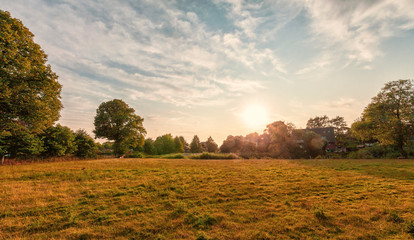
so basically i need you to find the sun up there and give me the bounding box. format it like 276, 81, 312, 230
241, 104, 269, 130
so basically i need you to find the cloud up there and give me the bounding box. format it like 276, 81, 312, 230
1, 0, 294, 109
301, 0, 414, 69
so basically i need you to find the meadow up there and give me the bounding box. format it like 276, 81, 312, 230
1, 158, 414, 239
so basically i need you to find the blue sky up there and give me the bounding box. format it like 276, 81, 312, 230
2, 0, 414, 144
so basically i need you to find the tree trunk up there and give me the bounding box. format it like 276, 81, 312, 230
1, 155, 4, 165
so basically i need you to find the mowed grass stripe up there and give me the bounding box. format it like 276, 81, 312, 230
1, 159, 413, 239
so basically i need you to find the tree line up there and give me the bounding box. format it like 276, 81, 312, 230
1, 10, 413, 162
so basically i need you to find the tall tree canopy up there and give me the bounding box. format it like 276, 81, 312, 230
0, 10, 62, 134
94, 99, 146, 156
352, 80, 414, 156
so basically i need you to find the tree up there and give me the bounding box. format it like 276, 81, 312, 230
265, 121, 295, 158
306, 115, 330, 129
2, 124, 43, 159
143, 138, 157, 155
352, 80, 414, 157
93, 99, 146, 156
174, 136, 184, 153
42, 124, 76, 157
154, 134, 176, 154
306, 115, 349, 144
205, 136, 218, 153
74, 130, 97, 158
190, 135, 202, 153
219, 135, 244, 153
0, 131, 11, 164
0, 11, 62, 134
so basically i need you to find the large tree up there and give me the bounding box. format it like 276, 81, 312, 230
0, 10, 62, 134
93, 99, 146, 156
352, 80, 414, 157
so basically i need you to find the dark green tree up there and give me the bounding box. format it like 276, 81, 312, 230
2, 124, 43, 159
174, 136, 184, 153
154, 134, 176, 154
42, 124, 76, 157
74, 130, 97, 158
190, 135, 203, 153
93, 99, 146, 156
0, 10, 62, 134
143, 138, 157, 155
352, 80, 414, 157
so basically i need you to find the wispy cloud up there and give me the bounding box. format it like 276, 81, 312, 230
300, 0, 414, 71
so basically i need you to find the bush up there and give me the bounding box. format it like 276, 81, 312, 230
126, 151, 143, 158
74, 130, 98, 158
347, 145, 405, 159
190, 152, 239, 160
348, 148, 374, 159
145, 153, 185, 159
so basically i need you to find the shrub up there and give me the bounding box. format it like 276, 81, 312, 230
160, 153, 185, 159
126, 151, 143, 158
74, 130, 98, 158
189, 152, 238, 160
348, 148, 374, 159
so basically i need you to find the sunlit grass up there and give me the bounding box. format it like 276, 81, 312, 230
1, 158, 414, 239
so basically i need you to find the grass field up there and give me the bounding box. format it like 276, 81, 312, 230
1, 158, 414, 239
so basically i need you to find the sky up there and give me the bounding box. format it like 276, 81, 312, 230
2, 0, 414, 144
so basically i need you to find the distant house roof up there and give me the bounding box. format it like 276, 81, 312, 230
307, 127, 335, 143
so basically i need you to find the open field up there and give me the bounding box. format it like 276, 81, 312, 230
1, 159, 414, 239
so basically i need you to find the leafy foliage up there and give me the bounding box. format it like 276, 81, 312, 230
41, 124, 76, 157
0, 10, 62, 134
2, 124, 43, 158
190, 135, 203, 153
154, 134, 176, 155
143, 138, 157, 155
174, 136, 184, 153
205, 136, 218, 153
93, 99, 146, 156
351, 80, 414, 156
74, 130, 97, 158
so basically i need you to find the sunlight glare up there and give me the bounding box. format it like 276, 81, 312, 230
241, 104, 269, 130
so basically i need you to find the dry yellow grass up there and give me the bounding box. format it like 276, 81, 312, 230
1, 158, 414, 239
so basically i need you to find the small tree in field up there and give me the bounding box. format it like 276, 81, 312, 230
94, 99, 146, 157
205, 136, 218, 153
190, 135, 203, 153
174, 136, 184, 153
154, 134, 176, 154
